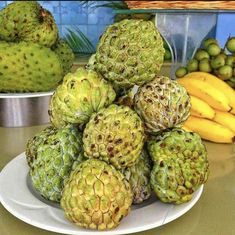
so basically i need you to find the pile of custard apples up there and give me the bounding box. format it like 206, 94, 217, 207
26, 18, 209, 231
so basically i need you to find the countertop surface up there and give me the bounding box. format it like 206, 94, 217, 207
0, 125, 235, 235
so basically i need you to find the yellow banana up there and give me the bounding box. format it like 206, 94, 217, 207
184, 72, 235, 112
190, 95, 215, 119
178, 77, 231, 112
184, 116, 234, 143
213, 110, 235, 133
182, 125, 192, 132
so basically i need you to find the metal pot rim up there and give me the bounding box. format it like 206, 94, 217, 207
0, 91, 54, 99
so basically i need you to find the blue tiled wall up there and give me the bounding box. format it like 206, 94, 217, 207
216, 14, 235, 47
0, 1, 115, 47
0, 1, 235, 49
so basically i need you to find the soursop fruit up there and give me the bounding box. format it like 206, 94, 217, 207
94, 19, 165, 89
83, 104, 145, 169
0, 1, 58, 47
0, 41, 63, 92
148, 128, 209, 204
121, 150, 152, 204
49, 68, 116, 128
61, 159, 133, 230
28, 125, 84, 202
134, 76, 191, 134
52, 39, 74, 75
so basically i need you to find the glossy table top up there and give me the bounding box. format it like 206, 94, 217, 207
0, 125, 235, 235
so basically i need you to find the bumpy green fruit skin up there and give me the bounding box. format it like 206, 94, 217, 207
134, 76, 191, 134
52, 39, 75, 75
148, 128, 209, 204
26, 126, 55, 168
94, 19, 164, 89
83, 104, 145, 169
61, 159, 133, 230
49, 68, 116, 128
0, 1, 58, 47
121, 150, 152, 204
27, 126, 84, 202
0, 41, 63, 92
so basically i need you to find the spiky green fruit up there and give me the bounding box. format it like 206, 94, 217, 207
121, 150, 152, 204
148, 128, 209, 204
83, 104, 145, 169
0, 1, 58, 47
0, 41, 63, 92
94, 19, 164, 89
52, 39, 75, 75
61, 159, 133, 230
27, 126, 84, 202
134, 76, 191, 134
49, 68, 116, 128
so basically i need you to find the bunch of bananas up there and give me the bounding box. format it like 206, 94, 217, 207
178, 72, 235, 143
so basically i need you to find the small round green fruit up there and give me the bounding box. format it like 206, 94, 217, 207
225, 55, 235, 67
226, 37, 235, 53
199, 60, 212, 73
164, 49, 172, 60
218, 65, 233, 80
206, 43, 221, 57
194, 49, 210, 61
175, 67, 188, 78
210, 55, 225, 69
203, 38, 218, 49
200, 58, 210, 63
187, 59, 199, 72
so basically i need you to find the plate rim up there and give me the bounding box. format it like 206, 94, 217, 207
0, 152, 204, 235
0, 91, 54, 98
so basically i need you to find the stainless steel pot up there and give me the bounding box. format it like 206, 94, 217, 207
0, 92, 53, 127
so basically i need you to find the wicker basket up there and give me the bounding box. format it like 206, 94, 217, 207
125, 1, 235, 10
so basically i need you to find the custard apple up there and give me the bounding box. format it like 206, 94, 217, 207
121, 150, 152, 204
0, 41, 63, 92
134, 76, 191, 134
26, 126, 55, 168
0, 1, 58, 47
83, 104, 145, 169
28, 125, 84, 202
49, 68, 116, 128
52, 39, 74, 75
61, 159, 133, 230
94, 19, 164, 89
86, 54, 129, 96
148, 128, 209, 204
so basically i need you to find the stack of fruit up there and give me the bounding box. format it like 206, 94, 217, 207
26, 19, 209, 231
175, 37, 235, 89
0, 1, 74, 92
177, 71, 235, 143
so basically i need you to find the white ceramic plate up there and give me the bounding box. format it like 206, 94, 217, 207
0, 153, 203, 235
